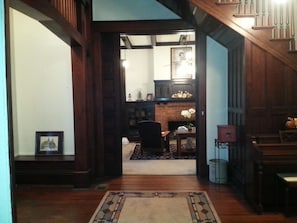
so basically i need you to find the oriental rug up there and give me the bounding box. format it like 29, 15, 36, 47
88, 191, 221, 223
130, 143, 196, 160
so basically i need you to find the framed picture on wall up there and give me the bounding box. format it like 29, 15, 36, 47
146, 93, 153, 101
35, 131, 64, 156
171, 47, 193, 79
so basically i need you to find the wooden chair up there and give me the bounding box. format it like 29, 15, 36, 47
138, 120, 170, 154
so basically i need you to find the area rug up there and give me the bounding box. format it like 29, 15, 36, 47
89, 191, 221, 223
130, 144, 196, 160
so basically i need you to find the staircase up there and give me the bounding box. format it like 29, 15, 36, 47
218, 0, 296, 52
157, 0, 297, 71
190, 0, 297, 71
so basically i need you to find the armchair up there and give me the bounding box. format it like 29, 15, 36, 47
138, 120, 170, 154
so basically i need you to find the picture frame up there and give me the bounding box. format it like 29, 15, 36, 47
35, 131, 64, 156
146, 93, 153, 101
171, 47, 193, 79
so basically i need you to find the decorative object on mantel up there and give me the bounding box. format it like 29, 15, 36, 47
171, 90, 192, 99
127, 93, 132, 101
285, 117, 297, 128
136, 90, 143, 101
146, 93, 153, 101
181, 108, 196, 131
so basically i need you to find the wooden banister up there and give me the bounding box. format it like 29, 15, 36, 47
216, 0, 297, 51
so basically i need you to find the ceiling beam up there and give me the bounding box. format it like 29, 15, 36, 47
151, 35, 157, 46
120, 36, 132, 49
93, 20, 194, 33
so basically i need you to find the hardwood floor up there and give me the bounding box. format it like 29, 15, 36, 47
15, 176, 296, 223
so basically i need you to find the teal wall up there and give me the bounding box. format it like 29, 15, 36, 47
206, 36, 228, 162
0, 1, 13, 222
92, 0, 180, 21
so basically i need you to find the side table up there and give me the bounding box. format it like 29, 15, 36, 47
175, 129, 196, 156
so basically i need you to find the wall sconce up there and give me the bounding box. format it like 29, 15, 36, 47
122, 59, 129, 68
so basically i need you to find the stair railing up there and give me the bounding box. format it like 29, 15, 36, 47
217, 0, 296, 51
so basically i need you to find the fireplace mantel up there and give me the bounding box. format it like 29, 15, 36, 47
154, 79, 195, 101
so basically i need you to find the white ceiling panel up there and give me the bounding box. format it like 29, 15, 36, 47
129, 35, 151, 46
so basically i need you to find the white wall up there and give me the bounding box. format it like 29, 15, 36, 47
10, 9, 75, 155
122, 45, 195, 100
206, 37, 228, 162
122, 49, 154, 101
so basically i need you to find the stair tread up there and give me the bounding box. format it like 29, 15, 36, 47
233, 13, 257, 18
270, 38, 294, 41
216, 2, 240, 5
252, 26, 275, 30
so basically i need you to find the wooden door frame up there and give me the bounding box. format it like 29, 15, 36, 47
118, 30, 208, 178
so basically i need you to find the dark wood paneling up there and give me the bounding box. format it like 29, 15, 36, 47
227, 36, 245, 191
100, 33, 122, 176
15, 155, 75, 184
10, 0, 83, 45
245, 39, 297, 134
92, 20, 194, 34
71, 46, 92, 187
196, 31, 207, 177
244, 39, 297, 212
91, 32, 105, 177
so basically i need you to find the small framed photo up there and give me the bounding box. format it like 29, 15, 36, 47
171, 47, 193, 79
35, 131, 64, 156
146, 93, 153, 101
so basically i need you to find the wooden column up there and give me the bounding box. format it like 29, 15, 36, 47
71, 46, 92, 187
196, 30, 207, 177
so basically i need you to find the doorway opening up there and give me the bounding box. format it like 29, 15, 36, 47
120, 32, 197, 175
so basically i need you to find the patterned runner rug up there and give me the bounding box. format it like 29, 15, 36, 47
130, 144, 196, 160
89, 191, 221, 223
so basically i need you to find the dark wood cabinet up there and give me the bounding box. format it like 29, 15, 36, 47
124, 101, 155, 141
14, 155, 75, 185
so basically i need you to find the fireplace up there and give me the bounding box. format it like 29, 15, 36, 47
155, 102, 195, 131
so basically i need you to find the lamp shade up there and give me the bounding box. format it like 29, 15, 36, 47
217, 125, 237, 143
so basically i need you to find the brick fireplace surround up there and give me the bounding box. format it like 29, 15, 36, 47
155, 102, 196, 131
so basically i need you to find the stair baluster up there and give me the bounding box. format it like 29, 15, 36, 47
290, 0, 296, 51
217, 0, 297, 51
